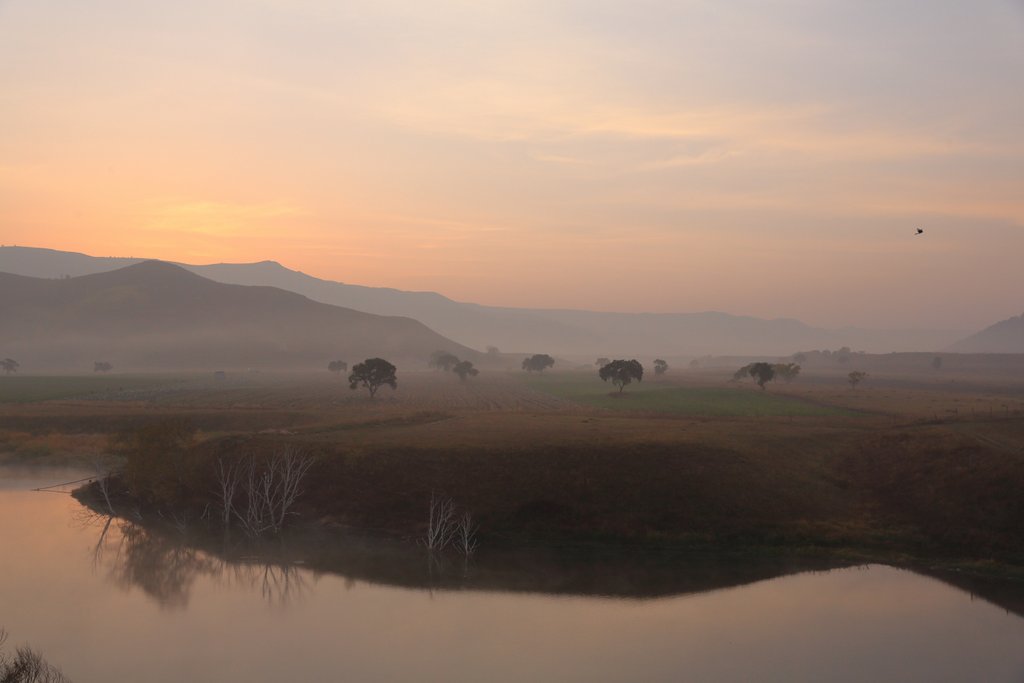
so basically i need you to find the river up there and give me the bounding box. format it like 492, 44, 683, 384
2, 468, 1023, 682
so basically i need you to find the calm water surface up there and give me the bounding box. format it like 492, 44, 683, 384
2, 468, 1024, 682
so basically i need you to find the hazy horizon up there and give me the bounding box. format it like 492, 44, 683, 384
2, 1, 1022, 330
0, 244, 980, 334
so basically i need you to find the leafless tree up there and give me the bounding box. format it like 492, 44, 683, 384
90, 459, 116, 516
215, 456, 242, 527
422, 492, 457, 552
234, 449, 314, 538
0, 629, 70, 683
454, 510, 479, 557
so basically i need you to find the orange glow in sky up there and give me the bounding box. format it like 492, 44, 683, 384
2, 1, 1022, 328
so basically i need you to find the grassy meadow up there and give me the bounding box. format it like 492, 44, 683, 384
523, 372, 855, 417
0, 373, 188, 403
4, 364, 1024, 571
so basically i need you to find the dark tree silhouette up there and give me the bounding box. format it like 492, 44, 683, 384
452, 360, 479, 381
848, 370, 867, 389
653, 359, 668, 375
429, 350, 460, 372
773, 363, 800, 383
327, 360, 348, 375
94, 361, 113, 373
1, 358, 19, 375
732, 364, 753, 382
0, 628, 69, 682
349, 358, 397, 397
522, 354, 555, 373
748, 362, 775, 389
599, 359, 644, 393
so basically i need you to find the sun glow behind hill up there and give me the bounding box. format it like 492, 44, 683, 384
1, 1, 1022, 330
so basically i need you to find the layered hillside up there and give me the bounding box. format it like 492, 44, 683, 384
0, 261, 475, 371
0, 246, 964, 356
949, 313, 1024, 353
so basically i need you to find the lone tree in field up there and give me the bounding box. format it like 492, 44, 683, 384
348, 358, 397, 398
848, 370, 867, 389
452, 360, 479, 381
748, 362, 775, 389
0, 358, 18, 375
327, 360, 347, 375
931, 356, 943, 370
599, 359, 644, 394
94, 361, 113, 373
522, 354, 555, 373
429, 350, 460, 372
595, 357, 610, 367
653, 359, 669, 375
773, 362, 800, 383
732, 364, 752, 382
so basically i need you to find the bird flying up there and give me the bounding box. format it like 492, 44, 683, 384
915, 228, 924, 235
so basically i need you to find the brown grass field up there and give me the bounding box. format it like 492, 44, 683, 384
6, 366, 1024, 571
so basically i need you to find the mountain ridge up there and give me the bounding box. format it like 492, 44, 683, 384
948, 313, 1024, 353
0, 246, 966, 356
0, 260, 477, 371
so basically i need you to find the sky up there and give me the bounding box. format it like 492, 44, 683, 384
1, 0, 1022, 330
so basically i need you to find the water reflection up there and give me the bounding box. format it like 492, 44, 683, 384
4, 471, 1024, 683
71, 496, 1024, 620
78, 512, 313, 609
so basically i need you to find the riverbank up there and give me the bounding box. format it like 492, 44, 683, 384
72, 407, 1024, 579
5, 370, 1021, 577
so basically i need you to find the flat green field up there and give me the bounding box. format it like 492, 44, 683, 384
524, 374, 853, 416
0, 375, 183, 403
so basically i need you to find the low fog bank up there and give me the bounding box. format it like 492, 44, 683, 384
0, 330, 459, 374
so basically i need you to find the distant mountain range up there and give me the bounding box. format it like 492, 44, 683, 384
948, 313, 1024, 353
0, 246, 968, 357
0, 260, 476, 371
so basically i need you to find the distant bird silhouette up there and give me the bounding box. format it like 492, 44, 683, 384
915, 228, 924, 235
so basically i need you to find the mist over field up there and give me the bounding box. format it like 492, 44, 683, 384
3, 1, 1024, 681
0, 246, 990, 368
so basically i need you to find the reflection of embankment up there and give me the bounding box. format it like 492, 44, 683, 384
76, 492, 1024, 616
916, 567, 1024, 619
87, 512, 1024, 620
82, 510, 311, 609
80, 503, 850, 606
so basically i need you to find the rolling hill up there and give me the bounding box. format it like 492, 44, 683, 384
0, 261, 477, 371
0, 246, 964, 357
949, 313, 1024, 353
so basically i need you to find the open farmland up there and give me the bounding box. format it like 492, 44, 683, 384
523, 372, 855, 417
103, 370, 579, 413
8, 365, 1024, 568
0, 373, 187, 403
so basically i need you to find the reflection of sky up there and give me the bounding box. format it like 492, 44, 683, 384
1, 1, 1022, 329
2, 482, 1024, 682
